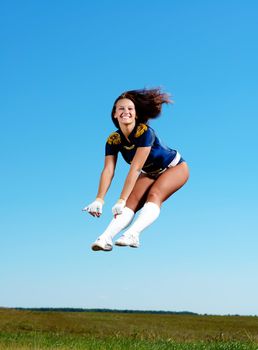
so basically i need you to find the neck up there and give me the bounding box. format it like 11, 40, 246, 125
119, 122, 136, 139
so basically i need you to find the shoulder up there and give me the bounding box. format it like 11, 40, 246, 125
106, 130, 121, 145
134, 124, 155, 147
134, 123, 150, 138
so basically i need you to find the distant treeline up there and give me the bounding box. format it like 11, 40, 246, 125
14, 307, 198, 315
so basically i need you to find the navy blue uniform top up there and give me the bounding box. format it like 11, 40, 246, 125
105, 123, 178, 175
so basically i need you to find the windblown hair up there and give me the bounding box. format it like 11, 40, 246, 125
111, 88, 172, 128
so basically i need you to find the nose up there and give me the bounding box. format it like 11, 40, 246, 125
123, 108, 129, 114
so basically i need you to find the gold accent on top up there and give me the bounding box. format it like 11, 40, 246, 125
107, 132, 121, 145
123, 144, 135, 150
135, 123, 148, 138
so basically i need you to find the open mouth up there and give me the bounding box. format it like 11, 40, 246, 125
120, 114, 132, 120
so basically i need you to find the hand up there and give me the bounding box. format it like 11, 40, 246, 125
83, 198, 104, 217
112, 199, 126, 217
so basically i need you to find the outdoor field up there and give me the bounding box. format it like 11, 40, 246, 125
0, 308, 258, 349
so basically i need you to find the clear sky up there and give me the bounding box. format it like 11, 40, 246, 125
1, 0, 258, 316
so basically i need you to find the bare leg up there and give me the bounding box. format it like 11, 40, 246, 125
126, 173, 155, 212
115, 162, 189, 248
146, 162, 189, 206
91, 173, 154, 251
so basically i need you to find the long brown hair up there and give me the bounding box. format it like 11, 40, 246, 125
111, 88, 172, 128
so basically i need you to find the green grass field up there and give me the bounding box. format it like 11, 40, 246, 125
0, 308, 258, 349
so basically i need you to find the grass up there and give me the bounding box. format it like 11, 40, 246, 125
0, 308, 258, 349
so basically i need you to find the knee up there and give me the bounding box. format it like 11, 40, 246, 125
147, 190, 162, 205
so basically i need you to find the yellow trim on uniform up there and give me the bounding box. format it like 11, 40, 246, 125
107, 132, 121, 145
134, 123, 148, 138
123, 145, 135, 150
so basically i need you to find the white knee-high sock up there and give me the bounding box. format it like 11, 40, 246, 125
99, 207, 135, 240
123, 202, 160, 238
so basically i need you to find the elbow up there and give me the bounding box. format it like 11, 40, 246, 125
130, 165, 142, 176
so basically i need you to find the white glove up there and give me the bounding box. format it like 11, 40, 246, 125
83, 198, 104, 217
112, 199, 126, 217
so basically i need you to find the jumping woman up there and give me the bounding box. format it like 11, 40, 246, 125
83, 88, 189, 251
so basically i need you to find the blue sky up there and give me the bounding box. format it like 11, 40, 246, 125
1, 0, 258, 316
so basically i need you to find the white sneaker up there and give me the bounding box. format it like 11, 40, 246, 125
115, 234, 139, 248
91, 237, 113, 252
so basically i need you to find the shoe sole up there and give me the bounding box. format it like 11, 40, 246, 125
115, 242, 139, 248
91, 244, 113, 252
114, 241, 127, 247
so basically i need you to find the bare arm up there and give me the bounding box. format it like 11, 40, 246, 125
119, 147, 151, 201
96, 155, 117, 201
83, 155, 117, 217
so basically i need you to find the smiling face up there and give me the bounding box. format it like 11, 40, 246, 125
114, 98, 137, 127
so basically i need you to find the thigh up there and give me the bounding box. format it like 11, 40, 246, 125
126, 173, 155, 212
147, 162, 189, 205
